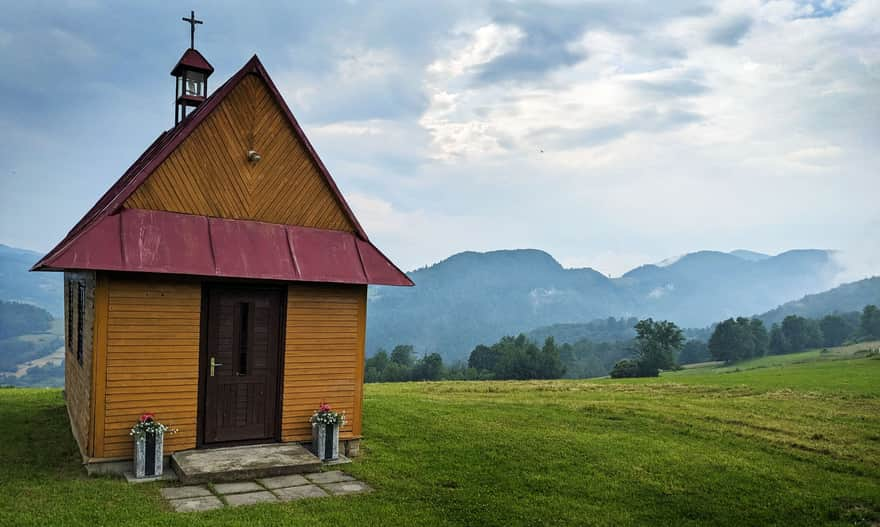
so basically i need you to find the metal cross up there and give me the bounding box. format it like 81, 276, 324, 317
182, 10, 203, 49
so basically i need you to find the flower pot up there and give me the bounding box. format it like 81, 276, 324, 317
134, 430, 164, 478
311, 422, 339, 461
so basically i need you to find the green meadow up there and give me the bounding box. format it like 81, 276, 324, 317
1, 343, 878, 526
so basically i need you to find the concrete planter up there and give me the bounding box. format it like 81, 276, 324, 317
311, 422, 339, 461
134, 430, 164, 478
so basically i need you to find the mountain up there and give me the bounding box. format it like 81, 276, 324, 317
757, 276, 880, 325
527, 317, 640, 345
729, 249, 771, 262
0, 245, 62, 316
616, 249, 838, 328
367, 248, 842, 361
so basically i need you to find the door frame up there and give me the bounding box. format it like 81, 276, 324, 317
196, 281, 287, 449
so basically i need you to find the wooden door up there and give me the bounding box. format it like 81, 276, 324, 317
201, 286, 283, 445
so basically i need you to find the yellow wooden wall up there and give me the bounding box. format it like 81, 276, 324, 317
281, 283, 366, 442
124, 73, 355, 233
97, 275, 201, 458
91, 275, 366, 459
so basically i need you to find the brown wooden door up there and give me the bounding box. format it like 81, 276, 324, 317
201, 286, 283, 445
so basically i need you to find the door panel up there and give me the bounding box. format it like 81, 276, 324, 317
202, 286, 282, 444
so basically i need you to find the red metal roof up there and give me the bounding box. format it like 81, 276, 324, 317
35, 208, 411, 286
32, 55, 412, 288
170, 48, 214, 76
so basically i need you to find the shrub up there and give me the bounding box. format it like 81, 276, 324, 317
610, 359, 640, 378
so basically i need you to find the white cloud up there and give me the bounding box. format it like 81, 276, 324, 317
427, 23, 523, 77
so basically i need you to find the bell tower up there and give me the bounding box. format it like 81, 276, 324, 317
172, 11, 214, 125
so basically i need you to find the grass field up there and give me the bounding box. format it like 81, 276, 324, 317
0, 344, 878, 526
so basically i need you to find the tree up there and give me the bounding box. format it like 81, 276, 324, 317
468, 344, 500, 371
860, 304, 880, 340
820, 315, 854, 346
781, 315, 823, 353
769, 323, 788, 355
390, 345, 415, 367
750, 318, 769, 357
610, 358, 640, 378
709, 318, 754, 363
537, 337, 566, 379
633, 318, 684, 376
364, 349, 390, 382
411, 353, 444, 381
679, 339, 710, 364
707, 318, 768, 362
366, 349, 389, 371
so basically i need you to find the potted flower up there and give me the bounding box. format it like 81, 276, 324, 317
310, 403, 346, 461
130, 413, 177, 478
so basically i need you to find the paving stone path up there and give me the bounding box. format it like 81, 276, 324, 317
160, 471, 371, 512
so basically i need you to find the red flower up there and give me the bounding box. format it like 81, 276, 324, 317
140, 412, 155, 423
319, 403, 331, 412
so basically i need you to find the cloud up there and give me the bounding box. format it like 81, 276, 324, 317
428, 23, 524, 77
648, 283, 675, 299
532, 108, 702, 149
630, 76, 708, 97
707, 14, 753, 46
277, 46, 428, 124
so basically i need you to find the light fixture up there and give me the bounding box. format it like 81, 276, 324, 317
247, 150, 261, 163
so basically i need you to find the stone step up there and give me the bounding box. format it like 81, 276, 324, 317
171, 443, 322, 484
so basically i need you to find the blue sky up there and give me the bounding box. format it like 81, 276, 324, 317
1, 0, 877, 278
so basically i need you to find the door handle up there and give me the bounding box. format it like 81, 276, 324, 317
210, 357, 224, 377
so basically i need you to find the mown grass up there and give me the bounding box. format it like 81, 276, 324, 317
0, 344, 878, 526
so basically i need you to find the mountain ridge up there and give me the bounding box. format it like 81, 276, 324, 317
366, 247, 845, 361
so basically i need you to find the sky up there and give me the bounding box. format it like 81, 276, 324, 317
0, 0, 878, 278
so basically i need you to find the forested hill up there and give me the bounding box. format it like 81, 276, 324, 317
0, 245, 62, 316
366, 248, 842, 361
757, 276, 880, 325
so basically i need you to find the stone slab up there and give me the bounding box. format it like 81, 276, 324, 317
323, 481, 372, 496
124, 470, 177, 484
213, 481, 263, 495
171, 443, 321, 484
257, 474, 310, 489
161, 485, 213, 500
224, 490, 278, 507
168, 495, 224, 513
273, 484, 329, 501
322, 455, 352, 466
305, 471, 355, 484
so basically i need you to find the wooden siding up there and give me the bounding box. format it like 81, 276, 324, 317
98, 276, 201, 458
281, 284, 366, 442
124, 73, 355, 232
64, 271, 95, 458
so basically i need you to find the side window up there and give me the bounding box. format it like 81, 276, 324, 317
66, 281, 74, 352
76, 282, 85, 366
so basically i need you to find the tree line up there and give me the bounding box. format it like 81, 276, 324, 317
364, 304, 880, 383
365, 337, 567, 383
707, 304, 880, 363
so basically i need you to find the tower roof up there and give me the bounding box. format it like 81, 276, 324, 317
170, 48, 214, 76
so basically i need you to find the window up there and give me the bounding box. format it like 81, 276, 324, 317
184, 71, 205, 96
66, 281, 73, 352
76, 283, 85, 366
235, 302, 251, 376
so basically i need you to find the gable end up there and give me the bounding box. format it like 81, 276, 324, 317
125, 72, 355, 232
